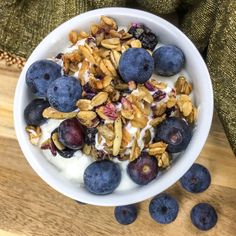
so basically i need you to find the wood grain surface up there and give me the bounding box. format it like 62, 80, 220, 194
0, 61, 235, 236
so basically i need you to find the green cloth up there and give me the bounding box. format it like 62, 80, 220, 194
0, 0, 235, 155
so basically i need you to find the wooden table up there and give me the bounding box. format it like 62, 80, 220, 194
0, 62, 235, 236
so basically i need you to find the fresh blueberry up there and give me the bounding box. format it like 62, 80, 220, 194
191, 203, 217, 231
180, 163, 211, 193
127, 153, 158, 185
26, 59, 61, 97
83, 160, 121, 195
153, 45, 185, 76
47, 75, 82, 112
128, 23, 158, 50
149, 193, 179, 224
50, 128, 76, 158
114, 205, 138, 225
119, 48, 154, 84
24, 98, 50, 126
58, 118, 85, 150
84, 127, 98, 145
154, 117, 192, 153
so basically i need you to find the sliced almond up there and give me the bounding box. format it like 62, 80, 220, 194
153, 103, 167, 117
175, 76, 193, 95
150, 114, 166, 127
143, 129, 151, 147
121, 109, 134, 120
103, 59, 117, 76
25, 126, 42, 145
101, 16, 117, 29
43, 107, 77, 119
91, 92, 108, 107
101, 38, 120, 49
90, 24, 100, 35
96, 106, 110, 120
113, 117, 122, 156
121, 128, 132, 147
79, 45, 96, 64
129, 139, 140, 161
110, 50, 121, 69
77, 111, 97, 121
51, 132, 65, 151
76, 99, 93, 111
148, 141, 168, 156
167, 96, 176, 108
130, 39, 142, 48
182, 101, 193, 116
83, 144, 92, 155
99, 59, 113, 76
68, 30, 78, 44
97, 125, 115, 140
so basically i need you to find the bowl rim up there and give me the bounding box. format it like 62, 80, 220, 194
14, 7, 213, 206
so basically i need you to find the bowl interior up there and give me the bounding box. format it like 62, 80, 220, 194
14, 8, 213, 206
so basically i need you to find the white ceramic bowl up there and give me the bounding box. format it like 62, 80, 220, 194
14, 7, 213, 206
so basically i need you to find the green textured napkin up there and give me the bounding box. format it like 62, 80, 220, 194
0, 0, 235, 155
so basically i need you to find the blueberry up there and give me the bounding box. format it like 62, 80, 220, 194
154, 117, 192, 153
83, 160, 121, 195
128, 24, 158, 50
84, 128, 98, 145
191, 203, 217, 231
114, 205, 138, 225
26, 60, 61, 97
119, 48, 154, 84
58, 118, 85, 150
149, 193, 179, 224
153, 45, 185, 76
127, 153, 158, 185
180, 163, 211, 193
47, 75, 82, 112
50, 128, 76, 158
24, 99, 50, 126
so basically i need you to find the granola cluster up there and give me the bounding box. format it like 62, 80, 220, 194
26, 16, 197, 169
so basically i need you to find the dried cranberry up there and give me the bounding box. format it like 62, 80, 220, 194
144, 81, 155, 91
153, 90, 166, 102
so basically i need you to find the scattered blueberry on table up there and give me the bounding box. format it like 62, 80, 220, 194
190, 203, 217, 231
149, 193, 179, 224
114, 205, 138, 225
180, 163, 211, 193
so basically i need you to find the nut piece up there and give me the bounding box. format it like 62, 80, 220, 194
43, 107, 77, 119
177, 95, 193, 117
69, 30, 78, 44
51, 132, 65, 150
77, 111, 97, 121
91, 92, 108, 107
110, 50, 121, 69
83, 144, 92, 155
129, 139, 141, 161
157, 151, 170, 168
167, 96, 176, 108
101, 38, 120, 49
76, 99, 93, 111
186, 106, 198, 124
97, 125, 115, 141
25, 126, 42, 145
175, 76, 193, 95
113, 117, 122, 156
153, 103, 167, 117
121, 128, 132, 147
150, 114, 166, 127
101, 16, 117, 29
130, 39, 142, 48
148, 141, 168, 156
79, 45, 96, 64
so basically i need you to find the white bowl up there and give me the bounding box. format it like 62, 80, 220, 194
14, 7, 213, 206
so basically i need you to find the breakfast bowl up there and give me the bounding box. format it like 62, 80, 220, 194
14, 7, 213, 206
